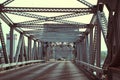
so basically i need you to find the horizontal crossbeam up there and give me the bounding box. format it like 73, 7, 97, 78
8, 12, 89, 25
7, 12, 92, 20
31, 34, 83, 37
24, 30, 85, 34
0, 7, 95, 12
14, 23, 92, 29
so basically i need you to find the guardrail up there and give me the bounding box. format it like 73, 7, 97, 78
0, 60, 45, 69
76, 60, 103, 73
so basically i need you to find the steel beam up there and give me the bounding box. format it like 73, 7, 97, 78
108, 0, 120, 67
14, 34, 23, 62
7, 12, 92, 21
38, 42, 41, 59
79, 42, 82, 61
18, 19, 86, 25
104, 0, 117, 11
96, 25, 101, 77
89, 28, 93, 65
83, 39, 87, 62
76, 42, 80, 60
28, 37, 32, 60
1, 7, 94, 12
31, 41, 35, 60
97, 11, 108, 46
96, 26, 101, 68
0, 13, 13, 26
24, 30, 85, 34
9, 27, 14, 63
0, 13, 33, 39
91, 26, 97, 65
0, 21, 9, 63
9, 12, 87, 25
19, 38, 24, 62
41, 42, 44, 60
15, 23, 90, 28
1, 0, 14, 6
34, 41, 38, 60
23, 39, 27, 61
77, 0, 94, 8
85, 36, 89, 63
80, 41, 84, 61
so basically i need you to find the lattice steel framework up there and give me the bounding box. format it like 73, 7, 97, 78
0, 0, 120, 80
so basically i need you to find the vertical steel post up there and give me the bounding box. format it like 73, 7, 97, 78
28, 37, 32, 60
38, 41, 40, 59
23, 40, 27, 61
76, 42, 80, 60
10, 27, 14, 63
32, 41, 35, 60
41, 42, 44, 60
14, 33, 23, 62
80, 42, 83, 61
96, 25, 101, 67
0, 21, 9, 63
79, 42, 82, 61
78, 42, 81, 61
32, 40, 35, 60
86, 35, 89, 63
34, 40, 38, 60
83, 39, 87, 62
90, 28, 93, 64
19, 39, 24, 62
91, 26, 97, 65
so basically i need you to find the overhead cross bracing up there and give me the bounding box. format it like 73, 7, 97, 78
0, 0, 96, 42
1, 0, 120, 80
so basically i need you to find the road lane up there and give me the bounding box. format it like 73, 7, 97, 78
0, 62, 59, 80
0, 61, 89, 80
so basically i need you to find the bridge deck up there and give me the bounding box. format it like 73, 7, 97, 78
0, 61, 89, 80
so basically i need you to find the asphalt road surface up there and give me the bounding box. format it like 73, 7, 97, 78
0, 61, 89, 80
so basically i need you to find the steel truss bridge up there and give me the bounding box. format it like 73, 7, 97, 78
0, 0, 120, 80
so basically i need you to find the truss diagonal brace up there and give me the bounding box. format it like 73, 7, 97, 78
6, 12, 46, 19
15, 34, 24, 62
77, 0, 94, 8
1, 0, 14, 6
97, 11, 108, 46
7, 11, 92, 20
18, 19, 85, 25
7, 12, 91, 24
11, 12, 87, 25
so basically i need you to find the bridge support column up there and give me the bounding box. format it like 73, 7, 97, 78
10, 27, 14, 63
38, 41, 41, 59
76, 42, 80, 60
0, 21, 9, 63
85, 35, 89, 63
96, 25, 101, 68
89, 28, 93, 65
19, 38, 24, 62
23, 39, 27, 61
32, 40, 37, 60
82, 39, 87, 62
15, 33, 24, 62
41, 42, 44, 60
28, 37, 32, 60
96, 24, 101, 77
79, 42, 82, 61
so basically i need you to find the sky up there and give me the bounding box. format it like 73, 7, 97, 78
0, 0, 107, 51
